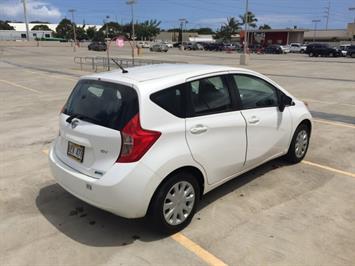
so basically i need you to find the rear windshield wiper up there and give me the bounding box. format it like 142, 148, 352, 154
66, 113, 102, 125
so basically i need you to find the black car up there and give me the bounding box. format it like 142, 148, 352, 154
346, 45, 355, 58
264, 44, 283, 54
305, 43, 340, 57
88, 42, 107, 51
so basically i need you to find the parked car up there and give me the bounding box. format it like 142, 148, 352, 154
223, 43, 236, 51
346, 45, 355, 58
137, 41, 150, 48
264, 44, 283, 54
280, 45, 290, 54
49, 64, 312, 233
88, 42, 107, 51
305, 43, 341, 57
205, 43, 224, 51
191, 43, 204, 50
289, 43, 307, 53
150, 43, 169, 52
339, 44, 351, 56
163, 41, 174, 48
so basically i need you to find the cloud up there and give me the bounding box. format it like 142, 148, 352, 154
195, 18, 227, 26
0, 0, 61, 21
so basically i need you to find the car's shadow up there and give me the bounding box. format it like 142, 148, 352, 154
36, 158, 289, 247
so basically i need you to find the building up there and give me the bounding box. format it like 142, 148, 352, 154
0, 22, 102, 41
241, 29, 306, 46
155, 31, 198, 42
304, 23, 355, 42
0, 30, 52, 41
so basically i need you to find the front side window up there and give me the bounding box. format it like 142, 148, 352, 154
188, 76, 232, 116
233, 75, 278, 109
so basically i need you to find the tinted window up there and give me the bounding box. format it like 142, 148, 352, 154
233, 75, 278, 109
150, 84, 185, 118
189, 76, 232, 116
63, 80, 138, 131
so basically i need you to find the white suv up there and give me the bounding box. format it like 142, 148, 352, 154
49, 64, 312, 233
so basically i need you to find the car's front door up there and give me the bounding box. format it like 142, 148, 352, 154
185, 75, 247, 185
231, 74, 292, 168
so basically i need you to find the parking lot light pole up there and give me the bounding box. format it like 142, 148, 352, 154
127, 0, 136, 65
22, 0, 30, 41
69, 9, 77, 52
312, 19, 321, 42
240, 0, 249, 65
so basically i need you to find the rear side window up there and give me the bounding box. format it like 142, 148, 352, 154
150, 84, 185, 118
188, 76, 232, 116
63, 80, 138, 130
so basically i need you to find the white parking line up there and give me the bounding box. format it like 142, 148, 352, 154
0, 79, 40, 93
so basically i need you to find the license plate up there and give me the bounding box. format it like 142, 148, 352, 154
67, 141, 85, 163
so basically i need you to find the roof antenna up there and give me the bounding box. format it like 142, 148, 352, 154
111, 58, 128, 73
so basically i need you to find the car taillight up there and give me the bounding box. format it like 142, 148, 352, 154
117, 114, 161, 163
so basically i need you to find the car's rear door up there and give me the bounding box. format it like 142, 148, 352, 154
230, 74, 292, 168
184, 75, 247, 185
54, 79, 138, 179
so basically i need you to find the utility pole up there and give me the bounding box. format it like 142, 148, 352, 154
22, 0, 30, 41
104, 15, 110, 38
349, 7, 355, 44
240, 0, 249, 65
179, 18, 187, 49
312, 19, 321, 42
324, 1, 330, 30
350, 7, 355, 23
126, 0, 136, 64
68, 9, 77, 52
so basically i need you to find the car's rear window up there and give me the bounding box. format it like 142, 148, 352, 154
63, 80, 138, 131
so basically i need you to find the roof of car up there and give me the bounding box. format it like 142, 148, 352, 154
82, 63, 254, 84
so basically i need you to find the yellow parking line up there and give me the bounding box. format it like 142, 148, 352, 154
313, 119, 355, 129
302, 160, 355, 178
0, 79, 40, 93
171, 233, 227, 266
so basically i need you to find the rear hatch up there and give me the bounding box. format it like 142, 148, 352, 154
55, 79, 138, 179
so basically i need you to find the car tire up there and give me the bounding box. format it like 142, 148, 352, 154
329, 52, 334, 57
309, 52, 314, 57
285, 123, 310, 164
148, 171, 200, 234
351, 53, 355, 58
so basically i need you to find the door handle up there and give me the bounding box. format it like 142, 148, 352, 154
190, 125, 208, 134
248, 116, 260, 124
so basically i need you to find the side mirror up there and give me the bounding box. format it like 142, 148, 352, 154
279, 94, 293, 112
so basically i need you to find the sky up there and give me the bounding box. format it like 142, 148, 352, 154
1, 0, 355, 30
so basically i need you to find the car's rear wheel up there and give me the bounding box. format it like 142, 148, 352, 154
285, 123, 310, 163
149, 171, 200, 234
309, 52, 314, 57
329, 52, 334, 57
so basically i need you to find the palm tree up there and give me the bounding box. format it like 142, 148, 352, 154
224, 17, 241, 35
239, 11, 258, 28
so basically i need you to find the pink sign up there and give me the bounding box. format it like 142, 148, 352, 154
115, 38, 125, 48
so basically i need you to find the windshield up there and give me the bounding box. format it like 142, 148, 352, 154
63, 80, 138, 131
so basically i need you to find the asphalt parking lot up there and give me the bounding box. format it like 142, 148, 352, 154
0, 43, 354, 266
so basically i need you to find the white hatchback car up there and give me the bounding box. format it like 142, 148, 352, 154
49, 64, 312, 233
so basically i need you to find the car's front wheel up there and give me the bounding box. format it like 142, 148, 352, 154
285, 123, 310, 163
149, 171, 200, 234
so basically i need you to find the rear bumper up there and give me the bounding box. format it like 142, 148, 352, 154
48, 142, 157, 218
